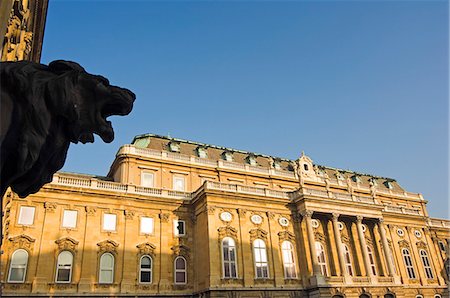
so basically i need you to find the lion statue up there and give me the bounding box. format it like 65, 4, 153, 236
0, 60, 135, 199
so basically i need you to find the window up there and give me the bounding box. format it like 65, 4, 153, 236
397, 228, 404, 237
173, 176, 185, 191
281, 241, 297, 279
197, 147, 207, 158
315, 242, 328, 276
99, 253, 114, 284
169, 142, 180, 152
311, 219, 320, 228
222, 151, 233, 162
253, 239, 268, 278
173, 220, 185, 236
18, 206, 35, 225
222, 237, 237, 278
62, 210, 77, 228
247, 155, 257, 166
438, 241, 446, 252
174, 256, 187, 284
141, 172, 154, 187
8, 249, 28, 283
139, 255, 152, 283
419, 249, 434, 279
342, 244, 353, 276
140, 217, 154, 234
55, 251, 73, 283
402, 248, 416, 279
103, 213, 116, 231
367, 246, 377, 275
274, 161, 281, 170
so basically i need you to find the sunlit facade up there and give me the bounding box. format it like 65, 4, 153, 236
1, 134, 449, 297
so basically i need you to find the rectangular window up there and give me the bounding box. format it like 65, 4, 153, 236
62, 210, 77, 228
174, 220, 186, 236
140, 217, 154, 234
173, 176, 185, 191
103, 213, 117, 231
141, 172, 154, 187
18, 206, 35, 225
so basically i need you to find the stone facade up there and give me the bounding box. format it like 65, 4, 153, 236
1, 134, 449, 297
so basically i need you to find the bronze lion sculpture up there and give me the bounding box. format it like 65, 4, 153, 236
0, 60, 135, 198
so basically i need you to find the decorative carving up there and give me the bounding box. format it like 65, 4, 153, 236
218, 226, 238, 239
44, 202, 57, 213
365, 236, 373, 247
278, 230, 295, 243
332, 213, 340, 221
314, 232, 326, 243
190, 212, 197, 224
159, 213, 169, 223
2, 0, 33, 62
341, 235, 350, 245
416, 241, 428, 250
97, 239, 119, 254
171, 244, 190, 257
356, 215, 363, 223
55, 237, 79, 252
124, 210, 135, 220
8, 234, 35, 250
136, 242, 156, 256
249, 228, 268, 241
266, 212, 275, 220
237, 208, 247, 216
85, 206, 97, 216
300, 210, 313, 218
0, 60, 135, 199
398, 240, 410, 249
206, 206, 216, 215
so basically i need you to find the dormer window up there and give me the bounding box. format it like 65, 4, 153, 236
274, 160, 281, 170
197, 147, 207, 158
336, 173, 345, 180
352, 175, 361, 183
169, 142, 180, 152
369, 178, 378, 187
247, 155, 257, 166
222, 151, 233, 162
303, 164, 309, 171
384, 181, 394, 189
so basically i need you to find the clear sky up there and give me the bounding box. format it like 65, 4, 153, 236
41, 1, 448, 219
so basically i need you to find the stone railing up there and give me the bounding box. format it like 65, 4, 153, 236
50, 173, 192, 200
352, 277, 370, 283
377, 276, 394, 283
296, 188, 375, 204
118, 145, 297, 179
428, 218, 450, 229
204, 181, 290, 199
383, 205, 423, 216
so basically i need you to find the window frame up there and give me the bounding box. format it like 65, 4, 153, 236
172, 175, 186, 191
140, 216, 154, 235
141, 171, 155, 188
315, 241, 328, 276
253, 239, 269, 279
18, 206, 35, 226
139, 255, 153, 284
174, 256, 187, 285
173, 220, 186, 237
342, 243, 354, 276
99, 253, 115, 284
55, 251, 73, 283
367, 245, 377, 275
7, 249, 28, 283
102, 213, 117, 232
402, 248, 416, 279
61, 209, 78, 229
281, 241, 297, 279
222, 237, 238, 279
419, 249, 434, 279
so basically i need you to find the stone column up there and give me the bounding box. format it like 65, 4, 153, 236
377, 218, 395, 277
356, 216, 373, 278
302, 210, 321, 276
332, 213, 349, 281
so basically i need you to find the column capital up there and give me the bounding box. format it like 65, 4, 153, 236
356, 215, 363, 223
377, 217, 384, 224
332, 212, 340, 221
300, 210, 313, 218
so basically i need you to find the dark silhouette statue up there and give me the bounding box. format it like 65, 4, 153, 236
0, 60, 135, 199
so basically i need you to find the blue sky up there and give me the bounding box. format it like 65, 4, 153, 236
41, 1, 448, 219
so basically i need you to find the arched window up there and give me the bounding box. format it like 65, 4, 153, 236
253, 239, 268, 278
315, 242, 328, 276
139, 255, 152, 283
342, 244, 353, 276
222, 237, 237, 278
384, 294, 395, 298
419, 249, 433, 279
55, 251, 73, 283
281, 241, 297, 279
174, 256, 187, 284
402, 248, 416, 279
8, 249, 28, 283
360, 294, 370, 298
99, 253, 114, 284
332, 295, 345, 298
367, 246, 377, 275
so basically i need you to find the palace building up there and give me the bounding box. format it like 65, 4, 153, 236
1, 134, 449, 297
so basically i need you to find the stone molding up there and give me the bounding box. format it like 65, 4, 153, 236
136, 242, 156, 256
44, 202, 57, 213
55, 237, 79, 253
97, 239, 119, 254
8, 234, 35, 251
278, 230, 295, 243
218, 226, 238, 240
249, 228, 268, 241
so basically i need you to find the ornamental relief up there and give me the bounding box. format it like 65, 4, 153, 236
341, 235, 351, 245
44, 202, 57, 213
171, 244, 190, 258
249, 228, 268, 241
314, 232, 326, 243
55, 237, 79, 253
136, 242, 156, 256
97, 239, 119, 254
278, 230, 295, 243
398, 240, 410, 249
124, 210, 135, 220
159, 213, 169, 223
365, 236, 374, 247
416, 241, 428, 250
85, 206, 97, 216
8, 234, 35, 251
218, 226, 238, 240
